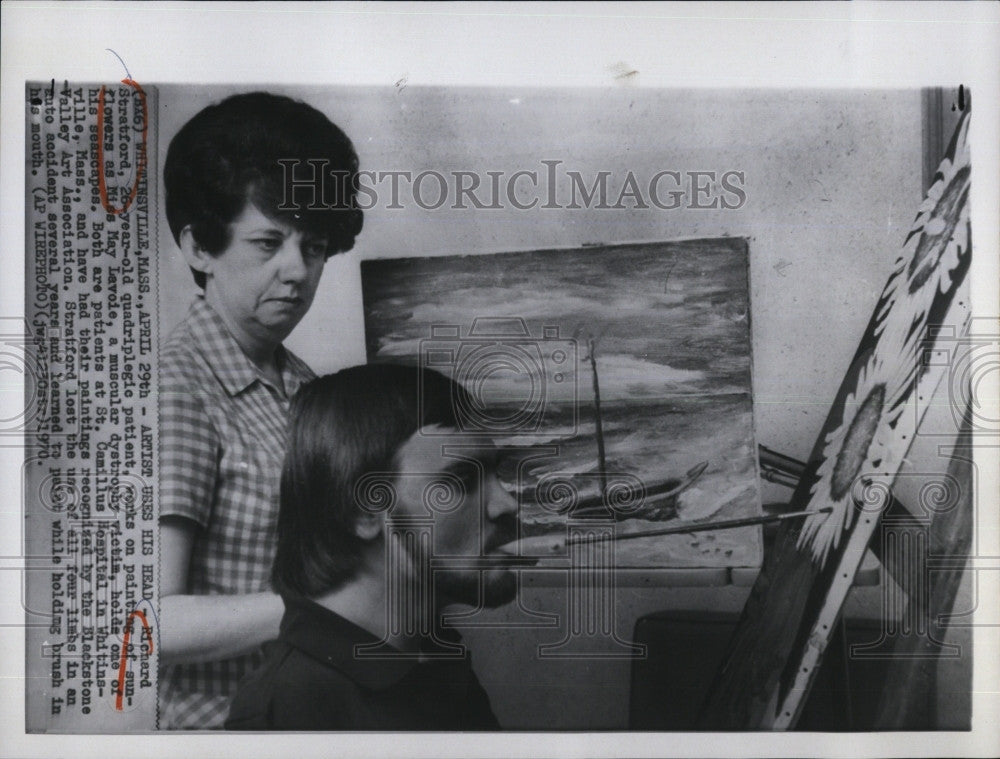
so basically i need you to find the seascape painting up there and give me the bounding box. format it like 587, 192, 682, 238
361, 238, 763, 568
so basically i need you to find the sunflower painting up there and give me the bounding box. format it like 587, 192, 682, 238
797, 112, 972, 566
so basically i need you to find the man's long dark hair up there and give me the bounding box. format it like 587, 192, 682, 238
271, 363, 470, 597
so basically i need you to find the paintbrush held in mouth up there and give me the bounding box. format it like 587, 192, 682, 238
496, 507, 834, 556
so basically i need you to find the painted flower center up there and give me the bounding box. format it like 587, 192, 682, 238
830, 383, 886, 501
908, 165, 970, 294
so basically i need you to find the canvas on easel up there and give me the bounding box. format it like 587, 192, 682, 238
361, 237, 763, 571
698, 109, 972, 729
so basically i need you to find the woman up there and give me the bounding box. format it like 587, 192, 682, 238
157, 91, 363, 729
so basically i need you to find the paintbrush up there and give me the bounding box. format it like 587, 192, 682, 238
497, 507, 834, 556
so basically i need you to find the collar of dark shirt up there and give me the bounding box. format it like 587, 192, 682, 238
278, 593, 466, 692
185, 295, 305, 398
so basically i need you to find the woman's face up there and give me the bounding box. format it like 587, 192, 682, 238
203, 202, 328, 348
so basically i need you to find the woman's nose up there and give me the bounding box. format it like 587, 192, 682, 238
277, 238, 309, 283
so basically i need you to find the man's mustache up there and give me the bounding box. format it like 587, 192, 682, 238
483, 513, 519, 553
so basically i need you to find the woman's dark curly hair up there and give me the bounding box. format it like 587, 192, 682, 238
164, 91, 364, 287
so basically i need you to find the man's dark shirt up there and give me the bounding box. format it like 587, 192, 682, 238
225, 594, 501, 730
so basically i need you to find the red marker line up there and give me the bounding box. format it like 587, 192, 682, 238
114, 609, 153, 711
97, 78, 148, 216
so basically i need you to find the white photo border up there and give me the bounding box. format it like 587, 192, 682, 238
2, 2, 998, 757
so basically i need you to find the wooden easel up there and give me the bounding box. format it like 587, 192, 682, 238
697, 105, 972, 730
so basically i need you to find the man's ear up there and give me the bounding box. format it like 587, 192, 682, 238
353, 512, 383, 542
178, 226, 215, 278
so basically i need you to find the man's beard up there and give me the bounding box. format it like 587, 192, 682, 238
435, 567, 517, 608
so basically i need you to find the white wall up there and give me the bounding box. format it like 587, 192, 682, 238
158, 85, 922, 465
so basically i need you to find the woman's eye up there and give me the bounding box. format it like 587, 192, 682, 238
252, 238, 281, 253
304, 241, 329, 259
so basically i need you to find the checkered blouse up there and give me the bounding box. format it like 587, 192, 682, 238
158, 297, 314, 729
